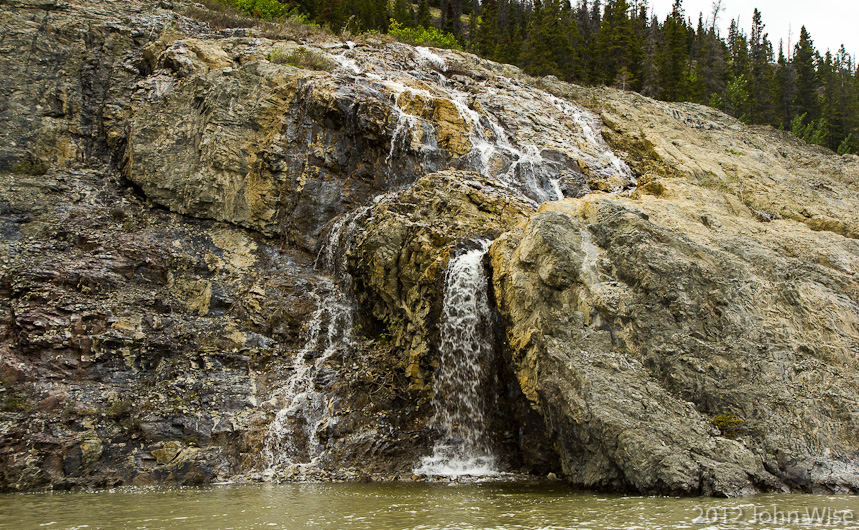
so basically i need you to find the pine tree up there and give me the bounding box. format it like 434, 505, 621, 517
467, 10, 478, 44
636, 10, 660, 97
519, 0, 576, 80
697, 22, 728, 105
442, 1, 457, 35
475, 0, 500, 58
845, 62, 859, 153
314, 0, 341, 29
561, 0, 583, 81
748, 9, 775, 124
417, 0, 431, 28
773, 43, 797, 129
497, 1, 526, 65
818, 47, 858, 151
793, 26, 819, 121
585, 0, 602, 82
393, 0, 414, 27
725, 72, 751, 121
594, 0, 641, 89
657, 0, 689, 101
294, 0, 319, 19
727, 18, 750, 79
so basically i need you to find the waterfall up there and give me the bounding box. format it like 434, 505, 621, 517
338, 47, 635, 206
262, 279, 353, 469
262, 45, 639, 475
415, 241, 499, 477
263, 208, 367, 471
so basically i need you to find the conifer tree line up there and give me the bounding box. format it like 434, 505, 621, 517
278, 0, 859, 154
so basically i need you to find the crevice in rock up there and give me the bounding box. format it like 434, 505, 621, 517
483, 251, 562, 476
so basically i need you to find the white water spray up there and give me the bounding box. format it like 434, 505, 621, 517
415, 241, 499, 477
264, 208, 367, 470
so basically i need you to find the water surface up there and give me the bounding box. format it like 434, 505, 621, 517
2, 482, 858, 530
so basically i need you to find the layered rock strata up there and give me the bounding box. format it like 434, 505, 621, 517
2, 0, 858, 496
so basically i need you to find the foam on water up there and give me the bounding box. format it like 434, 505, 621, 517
356, 50, 637, 202
415, 46, 447, 70
333, 55, 362, 74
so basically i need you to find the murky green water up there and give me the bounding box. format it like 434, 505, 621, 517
2, 482, 858, 530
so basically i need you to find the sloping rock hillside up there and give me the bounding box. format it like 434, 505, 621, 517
1, 0, 858, 495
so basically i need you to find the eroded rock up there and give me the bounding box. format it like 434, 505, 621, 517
3, 0, 859, 496
490, 181, 859, 495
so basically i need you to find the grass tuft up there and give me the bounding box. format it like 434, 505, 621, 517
267, 46, 335, 71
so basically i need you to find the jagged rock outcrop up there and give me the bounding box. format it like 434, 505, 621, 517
346, 171, 560, 473
348, 171, 532, 391
0, 166, 317, 489
121, 29, 630, 250
0, 0, 433, 490
490, 183, 859, 494
2, 0, 859, 496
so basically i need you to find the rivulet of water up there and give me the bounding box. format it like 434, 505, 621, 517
415, 241, 498, 477
330, 44, 637, 206
263, 208, 368, 470
262, 278, 354, 469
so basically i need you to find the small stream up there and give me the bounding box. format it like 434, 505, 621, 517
3, 484, 858, 529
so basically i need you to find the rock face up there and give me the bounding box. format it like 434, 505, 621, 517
490, 184, 859, 494
347, 171, 560, 473
2, 0, 859, 496
0, 166, 312, 489
121, 31, 632, 250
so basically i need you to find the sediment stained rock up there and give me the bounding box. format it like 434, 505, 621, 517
2, 0, 859, 495
489, 181, 859, 495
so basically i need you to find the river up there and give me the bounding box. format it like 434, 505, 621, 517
2, 482, 858, 529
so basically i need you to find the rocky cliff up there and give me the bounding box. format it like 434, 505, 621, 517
2, 0, 858, 495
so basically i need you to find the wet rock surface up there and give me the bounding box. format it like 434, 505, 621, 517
347, 171, 560, 475
0, 167, 315, 489
2, 0, 859, 496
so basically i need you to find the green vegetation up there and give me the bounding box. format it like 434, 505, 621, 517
791, 113, 827, 146
106, 399, 133, 419
378, 313, 403, 343
1, 396, 30, 412
225, 0, 290, 19
9, 158, 48, 175
388, 20, 462, 50
712, 412, 745, 438
268, 46, 336, 71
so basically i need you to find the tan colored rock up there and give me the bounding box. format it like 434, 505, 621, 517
568, 86, 859, 238
80, 437, 104, 470
152, 441, 184, 465
432, 98, 471, 155
349, 170, 533, 391
490, 178, 859, 494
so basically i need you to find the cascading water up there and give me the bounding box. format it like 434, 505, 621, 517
328, 42, 636, 204
262, 279, 353, 469
263, 208, 367, 471
414, 241, 499, 477
262, 43, 640, 476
